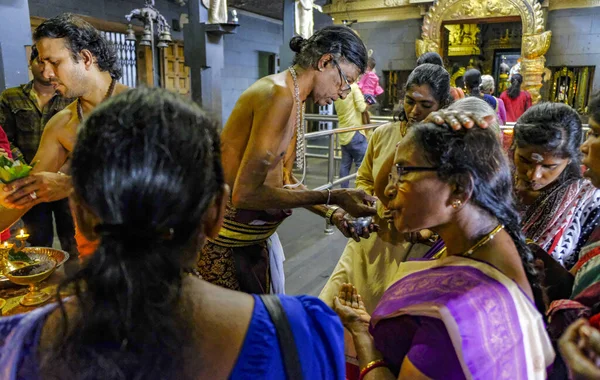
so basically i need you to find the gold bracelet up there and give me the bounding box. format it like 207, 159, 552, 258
325, 206, 340, 223
359, 359, 387, 380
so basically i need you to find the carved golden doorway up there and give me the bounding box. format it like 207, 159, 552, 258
416, 0, 551, 104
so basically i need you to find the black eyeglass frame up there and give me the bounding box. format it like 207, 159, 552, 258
388, 165, 439, 184
332, 59, 352, 93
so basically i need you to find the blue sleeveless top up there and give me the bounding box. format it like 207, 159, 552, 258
0, 295, 345, 380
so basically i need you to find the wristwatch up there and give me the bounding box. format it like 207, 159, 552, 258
325, 206, 340, 224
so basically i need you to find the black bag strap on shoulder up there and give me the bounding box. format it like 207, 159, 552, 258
259, 294, 303, 380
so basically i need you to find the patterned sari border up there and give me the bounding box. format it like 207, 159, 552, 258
372, 257, 554, 380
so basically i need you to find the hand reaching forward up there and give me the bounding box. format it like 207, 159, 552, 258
425, 109, 491, 131
333, 283, 371, 333
331, 208, 379, 242
559, 319, 600, 380
331, 188, 377, 218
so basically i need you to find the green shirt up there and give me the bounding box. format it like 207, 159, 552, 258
333, 83, 368, 146
0, 81, 74, 163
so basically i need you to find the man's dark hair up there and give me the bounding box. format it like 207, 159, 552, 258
417, 52, 444, 67
290, 25, 368, 74
30, 45, 39, 63
33, 13, 122, 79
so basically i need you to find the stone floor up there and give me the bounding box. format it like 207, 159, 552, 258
281, 153, 357, 296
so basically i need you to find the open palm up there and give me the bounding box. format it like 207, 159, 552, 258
333, 283, 371, 329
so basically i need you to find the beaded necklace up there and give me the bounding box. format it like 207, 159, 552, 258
77, 78, 117, 123
285, 66, 307, 188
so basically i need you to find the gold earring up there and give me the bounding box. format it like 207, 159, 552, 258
452, 200, 462, 209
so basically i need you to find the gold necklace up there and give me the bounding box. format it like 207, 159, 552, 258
400, 122, 408, 137
77, 77, 117, 123
432, 224, 504, 259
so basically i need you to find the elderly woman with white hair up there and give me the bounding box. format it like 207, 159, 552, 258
481, 74, 507, 125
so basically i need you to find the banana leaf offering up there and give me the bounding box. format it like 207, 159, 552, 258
0, 156, 34, 184
8, 249, 34, 264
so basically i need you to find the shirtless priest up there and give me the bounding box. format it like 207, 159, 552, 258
0, 14, 128, 256
198, 26, 377, 294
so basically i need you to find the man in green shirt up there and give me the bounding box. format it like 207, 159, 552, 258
0, 46, 75, 254
334, 82, 368, 188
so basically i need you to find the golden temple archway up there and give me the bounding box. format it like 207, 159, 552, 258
416, 0, 552, 103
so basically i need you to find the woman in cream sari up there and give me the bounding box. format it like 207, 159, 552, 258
319, 63, 453, 313
334, 101, 554, 379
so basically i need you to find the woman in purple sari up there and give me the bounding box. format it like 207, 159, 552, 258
334, 108, 555, 379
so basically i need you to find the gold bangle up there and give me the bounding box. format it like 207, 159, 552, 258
325, 206, 340, 223
359, 359, 387, 380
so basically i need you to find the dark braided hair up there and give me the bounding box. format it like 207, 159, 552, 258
464, 68, 484, 98
409, 121, 546, 315
41, 87, 224, 379
508, 73, 523, 99
290, 25, 368, 74
33, 13, 122, 79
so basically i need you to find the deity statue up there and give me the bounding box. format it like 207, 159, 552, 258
509, 58, 522, 80
202, 0, 228, 24
295, 0, 322, 39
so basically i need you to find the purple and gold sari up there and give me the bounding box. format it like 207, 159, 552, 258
370, 256, 555, 379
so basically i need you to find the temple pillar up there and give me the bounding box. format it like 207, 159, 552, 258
0, 0, 31, 89
183, 0, 238, 125
279, 0, 296, 70
521, 31, 552, 104
521, 57, 546, 104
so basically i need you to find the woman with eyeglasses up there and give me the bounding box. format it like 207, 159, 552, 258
319, 64, 454, 315
334, 97, 554, 380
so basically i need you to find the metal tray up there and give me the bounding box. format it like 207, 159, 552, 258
0, 247, 69, 285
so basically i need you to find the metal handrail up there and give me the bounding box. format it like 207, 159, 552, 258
302, 115, 390, 189
302, 114, 591, 193
304, 113, 393, 123
305, 123, 382, 139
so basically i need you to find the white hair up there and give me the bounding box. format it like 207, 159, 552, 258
480, 75, 495, 94
448, 97, 500, 137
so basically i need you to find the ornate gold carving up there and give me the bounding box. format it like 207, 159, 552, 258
576, 67, 590, 113
416, 38, 440, 57
418, 0, 549, 104
445, 24, 481, 56
521, 57, 546, 104
450, 1, 518, 19
522, 31, 552, 59
450, 67, 466, 88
